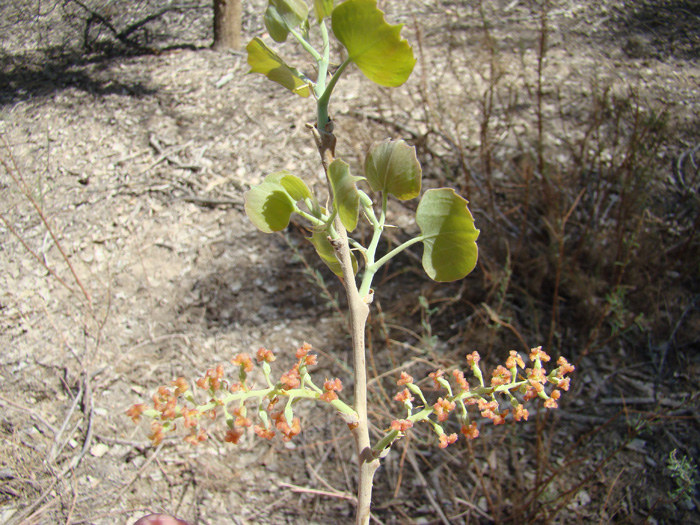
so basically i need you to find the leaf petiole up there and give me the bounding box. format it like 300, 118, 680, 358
289, 27, 322, 62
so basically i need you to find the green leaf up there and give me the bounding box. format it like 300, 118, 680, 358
314, 0, 334, 22
307, 230, 358, 277
331, 0, 415, 87
265, 171, 312, 202
364, 139, 421, 200
246, 38, 312, 97
415, 189, 480, 282
264, 0, 310, 43
244, 180, 296, 233
329, 159, 363, 232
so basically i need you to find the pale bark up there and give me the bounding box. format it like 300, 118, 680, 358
213, 0, 242, 50
310, 123, 379, 525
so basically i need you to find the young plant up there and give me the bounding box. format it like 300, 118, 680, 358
130, 1, 575, 523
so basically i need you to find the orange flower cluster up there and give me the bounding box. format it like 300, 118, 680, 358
320, 378, 343, 402
438, 433, 458, 449
390, 419, 414, 432
390, 347, 575, 449
394, 388, 414, 404
196, 365, 226, 391
126, 377, 201, 445
279, 364, 301, 389
268, 407, 302, 441
433, 397, 456, 422
128, 343, 341, 447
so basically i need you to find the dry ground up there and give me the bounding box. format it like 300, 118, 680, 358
1, 0, 699, 524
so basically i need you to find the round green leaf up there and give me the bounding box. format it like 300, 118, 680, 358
246, 38, 311, 97
415, 189, 480, 282
244, 180, 296, 233
264, 0, 309, 43
329, 159, 363, 232
307, 230, 358, 277
265, 171, 312, 202
264, 6, 290, 43
364, 139, 421, 200
331, 0, 415, 87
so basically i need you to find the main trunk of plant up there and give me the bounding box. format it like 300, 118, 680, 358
311, 123, 380, 525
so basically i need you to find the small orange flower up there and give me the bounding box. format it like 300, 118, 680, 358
254, 424, 275, 440
149, 421, 165, 446
276, 416, 301, 441
452, 369, 469, 391
152, 387, 171, 411
557, 356, 575, 376
319, 391, 338, 402
280, 364, 301, 390
433, 397, 456, 422
528, 378, 545, 392
394, 388, 414, 404
478, 398, 499, 419
466, 351, 480, 367
529, 346, 551, 363
544, 398, 558, 409
256, 347, 276, 363
390, 419, 413, 432
296, 342, 313, 359
513, 404, 529, 422
224, 428, 244, 444
438, 433, 458, 448
157, 386, 171, 398
527, 367, 547, 383
557, 377, 571, 391
160, 397, 177, 420
201, 367, 225, 391
477, 399, 498, 412
492, 410, 509, 425
304, 354, 318, 366
181, 406, 199, 428
185, 428, 208, 445
397, 371, 414, 386
461, 421, 479, 440
320, 378, 343, 402
171, 377, 189, 396
233, 406, 252, 427
126, 403, 147, 423
232, 353, 254, 373
491, 365, 512, 387
506, 350, 525, 369
428, 369, 444, 388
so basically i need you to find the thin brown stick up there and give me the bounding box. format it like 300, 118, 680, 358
278, 482, 356, 501
0, 139, 93, 308
0, 211, 76, 295
0, 394, 58, 436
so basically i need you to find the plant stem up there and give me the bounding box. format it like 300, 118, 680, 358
315, 21, 331, 95
359, 235, 425, 298
317, 58, 351, 131
309, 122, 378, 525
333, 220, 378, 525
290, 27, 322, 62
